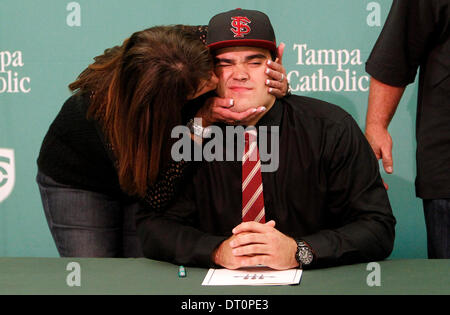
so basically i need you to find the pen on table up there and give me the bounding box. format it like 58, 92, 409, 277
178, 265, 186, 278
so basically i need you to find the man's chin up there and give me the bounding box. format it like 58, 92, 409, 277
227, 97, 255, 113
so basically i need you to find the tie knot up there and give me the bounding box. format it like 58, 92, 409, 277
244, 129, 257, 144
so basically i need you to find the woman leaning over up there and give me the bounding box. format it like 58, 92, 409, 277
36, 25, 288, 257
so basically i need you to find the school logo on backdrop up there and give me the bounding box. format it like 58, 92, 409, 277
0, 148, 15, 203
287, 43, 370, 93
286, 4, 384, 93
230, 16, 251, 38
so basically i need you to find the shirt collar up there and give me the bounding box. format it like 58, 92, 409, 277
254, 98, 283, 128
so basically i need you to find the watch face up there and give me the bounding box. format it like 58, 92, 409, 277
300, 250, 313, 264
298, 245, 313, 265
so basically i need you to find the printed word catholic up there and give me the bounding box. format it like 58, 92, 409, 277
287, 43, 369, 92
0, 51, 30, 94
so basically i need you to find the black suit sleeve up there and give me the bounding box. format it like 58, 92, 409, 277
301, 115, 396, 268
136, 164, 227, 267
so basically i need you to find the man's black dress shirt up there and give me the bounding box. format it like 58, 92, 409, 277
137, 95, 396, 268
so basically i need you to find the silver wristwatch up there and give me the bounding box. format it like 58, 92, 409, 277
295, 240, 314, 267
187, 119, 211, 138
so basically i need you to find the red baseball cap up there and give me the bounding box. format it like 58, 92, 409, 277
206, 8, 277, 54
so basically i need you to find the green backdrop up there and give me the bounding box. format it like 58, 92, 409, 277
0, 0, 426, 258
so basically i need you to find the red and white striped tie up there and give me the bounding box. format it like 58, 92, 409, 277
242, 129, 265, 223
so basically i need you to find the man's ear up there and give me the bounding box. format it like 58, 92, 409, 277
274, 42, 285, 63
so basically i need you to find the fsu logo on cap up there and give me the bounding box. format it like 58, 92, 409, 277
230, 16, 251, 38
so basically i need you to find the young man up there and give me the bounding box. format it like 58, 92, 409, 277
137, 9, 396, 269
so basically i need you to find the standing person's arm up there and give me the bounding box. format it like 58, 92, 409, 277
364, 77, 405, 176
364, 0, 437, 180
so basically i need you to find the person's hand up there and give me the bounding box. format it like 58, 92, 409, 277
213, 220, 299, 270
365, 125, 393, 190
265, 42, 288, 98
212, 221, 277, 270
195, 97, 266, 126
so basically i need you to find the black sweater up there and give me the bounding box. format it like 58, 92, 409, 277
37, 92, 194, 210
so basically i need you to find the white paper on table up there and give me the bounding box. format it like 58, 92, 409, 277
201, 266, 302, 286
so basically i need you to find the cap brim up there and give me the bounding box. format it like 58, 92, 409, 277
208, 39, 276, 53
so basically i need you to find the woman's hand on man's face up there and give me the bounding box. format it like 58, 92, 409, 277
195, 43, 288, 126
